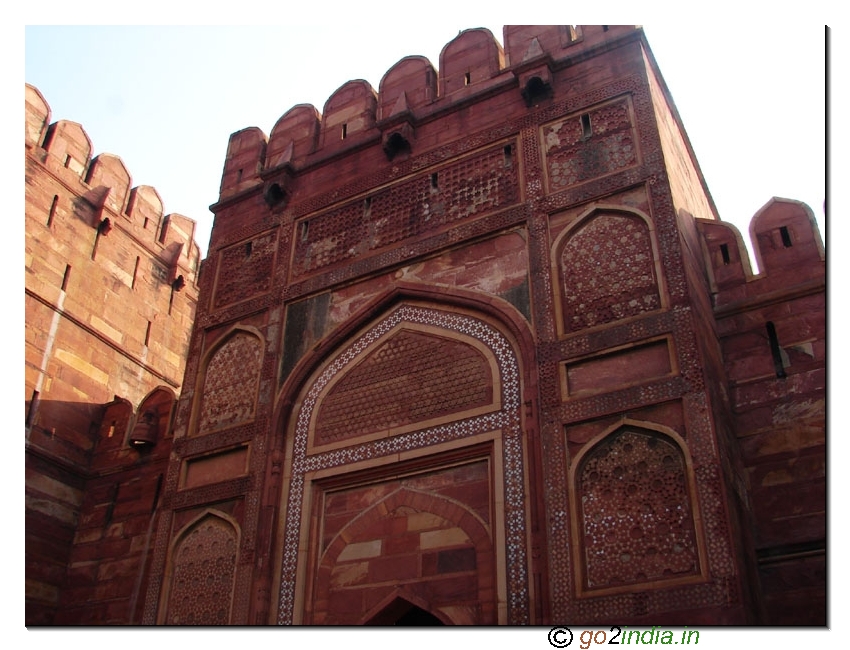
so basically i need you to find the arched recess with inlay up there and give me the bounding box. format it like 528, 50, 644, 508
270, 291, 538, 625
189, 326, 265, 437
568, 420, 709, 598
551, 205, 667, 338
157, 510, 240, 625
309, 486, 495, 624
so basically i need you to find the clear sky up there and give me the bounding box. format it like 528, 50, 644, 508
21, 16, 827, 267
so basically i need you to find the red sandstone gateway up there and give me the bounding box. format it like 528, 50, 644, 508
25, 25, 825, 625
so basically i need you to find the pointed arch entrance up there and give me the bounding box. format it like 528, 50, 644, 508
272, 298, 534, 625
364, 592, 448, 625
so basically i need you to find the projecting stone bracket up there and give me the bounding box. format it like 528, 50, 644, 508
515, 62, 554, 107
261, 164, 295, 211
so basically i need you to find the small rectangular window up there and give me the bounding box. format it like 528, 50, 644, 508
503, 145, 513, 168
159, 215, 170, 244
61, 264, 71, 291
766, 321, 787, 378
132, 256, 140, 289
47, 195, 58, 227
780, 226, 793, 248
464, 72, 471, 86
720, 244, 730, 265
145, 321, 152, 346
341, 123, 348, 140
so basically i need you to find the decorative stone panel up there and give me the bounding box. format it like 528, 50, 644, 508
291, 143, 519, 278
165, 514, 238, 624
558, 211, 661, 334
213, 231, 277, 310
542, 96, 638, 192
310, 465, 494, 624
314, 329, 494, 446
197, 331, 263, 434
576, 428, 700, 593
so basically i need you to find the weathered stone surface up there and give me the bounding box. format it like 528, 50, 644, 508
25, 24, 824, 626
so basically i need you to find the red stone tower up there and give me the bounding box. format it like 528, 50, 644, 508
25, 84, 201, 624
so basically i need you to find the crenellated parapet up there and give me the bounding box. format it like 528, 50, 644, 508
25, 83, 201, 280
697, 198, 825, 306
216, 25, 639, 203
25, 81, 203, 436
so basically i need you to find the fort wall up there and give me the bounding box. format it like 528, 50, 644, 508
25, 84, 201, 624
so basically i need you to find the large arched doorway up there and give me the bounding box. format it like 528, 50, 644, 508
272, 299, 535, 625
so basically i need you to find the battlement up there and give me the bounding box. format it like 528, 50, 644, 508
25, 82, 202, 419
26, 83, 201, 278
217, 25, 640, 200
697, 197, 825, 306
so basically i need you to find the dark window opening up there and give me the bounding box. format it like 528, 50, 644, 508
363, 196, 372, 218
236, 168, 243, 183
504, 144, 513, 167
145, 321, 152, 346
720, 243, 730, 265
61, 264, 71, 291
581, 113, 592, 139
159, 215, 170, 244
64, 154, 72, 168
602, 25, 609, 32
143, 217, 149, 229
780, 226, 793, 247
464, 72, 471, 86
766, 321, 787, 378
245, 241, 253, 257
341, 123, 348, 140
132, 256, 140, 289
47, 195, 58, 227
430, 173, 439, 190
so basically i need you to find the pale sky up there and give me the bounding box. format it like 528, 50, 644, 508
21, 15, 827, 268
